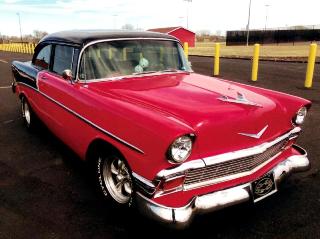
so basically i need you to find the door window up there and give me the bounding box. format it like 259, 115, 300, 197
52, 45, 74, 76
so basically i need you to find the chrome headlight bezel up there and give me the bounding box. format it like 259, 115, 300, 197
293, 107, 308, 125
167, 134, 194, 164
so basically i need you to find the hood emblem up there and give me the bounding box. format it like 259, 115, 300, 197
238, 125, 268, 139
218, 92, 262, 107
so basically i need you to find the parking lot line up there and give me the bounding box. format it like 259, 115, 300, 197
0, 86, 11, 89
0, 59, 8, 63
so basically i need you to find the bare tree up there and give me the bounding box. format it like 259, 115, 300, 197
121, 24, 134, 30
33, 30, 48, 42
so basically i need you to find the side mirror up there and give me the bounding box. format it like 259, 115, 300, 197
62, 69, 73, 82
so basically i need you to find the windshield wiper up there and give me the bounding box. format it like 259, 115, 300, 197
161, 68, 179, 72
132, 71, 158, 75
161, 68, 189, 73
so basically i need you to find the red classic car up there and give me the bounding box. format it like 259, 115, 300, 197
11, 30, 311, 228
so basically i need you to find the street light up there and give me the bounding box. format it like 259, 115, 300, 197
264, 4, 270, 31
16, 12, 23, 42
246, 0, 252, 46
183, 0, 192, 29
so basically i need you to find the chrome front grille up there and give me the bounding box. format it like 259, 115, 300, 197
184, 138, 289, 187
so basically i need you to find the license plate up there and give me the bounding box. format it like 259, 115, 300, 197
252, 172, 277, 203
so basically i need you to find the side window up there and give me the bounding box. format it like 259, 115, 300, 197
52, 45, 74, 75
34, 45, 51, 69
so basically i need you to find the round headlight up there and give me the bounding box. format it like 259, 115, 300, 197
168, 135, 193, 163
294, 107, 307, 125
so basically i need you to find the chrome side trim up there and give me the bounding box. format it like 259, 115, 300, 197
157, 159, 205, 179
132, 172, 156, 188
76, 37, 181, 82
16, 81, 144, 154
156, 127, 301, 180
136, 145, 309, 229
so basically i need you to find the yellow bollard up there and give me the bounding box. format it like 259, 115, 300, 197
123, 48, 127, 60
213, 43, 220, 76
184, 42, 189, 60
251, 43, 260, 81
304, 43, 317, 88
109, 48, 112, 59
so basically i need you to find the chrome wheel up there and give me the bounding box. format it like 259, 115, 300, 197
102, 156, 133, 204
22, 98, 31, 127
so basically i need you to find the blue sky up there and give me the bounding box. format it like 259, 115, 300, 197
0, 0, 319, 36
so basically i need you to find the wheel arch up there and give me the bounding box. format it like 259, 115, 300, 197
85, 138, 125, 163
18, 92, 26, 99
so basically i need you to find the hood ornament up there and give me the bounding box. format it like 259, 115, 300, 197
218, 92, 262, 107
238, 125, 268, 139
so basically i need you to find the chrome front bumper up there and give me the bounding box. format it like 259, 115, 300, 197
135, 145, 310, 229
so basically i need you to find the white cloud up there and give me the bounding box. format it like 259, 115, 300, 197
0, 0, 319, 36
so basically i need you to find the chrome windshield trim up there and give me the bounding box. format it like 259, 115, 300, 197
16, 81, 144, 154
74, 70, 189, 83
156, 127, 301, 179
76, 37, 181, 82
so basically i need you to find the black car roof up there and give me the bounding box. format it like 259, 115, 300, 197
39, 30, 179, 46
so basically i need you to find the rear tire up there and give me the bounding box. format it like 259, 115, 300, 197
21, 96, 36, 129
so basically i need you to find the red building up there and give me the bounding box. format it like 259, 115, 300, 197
148, 26, 195, 47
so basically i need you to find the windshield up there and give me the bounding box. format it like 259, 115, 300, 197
78, 39, 191, 81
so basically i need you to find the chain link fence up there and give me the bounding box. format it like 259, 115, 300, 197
227, 25, 320, 46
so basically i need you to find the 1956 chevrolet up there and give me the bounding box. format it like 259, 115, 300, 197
11, 30, 311, 228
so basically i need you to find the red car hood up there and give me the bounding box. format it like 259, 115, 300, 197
88, 73, 294, 158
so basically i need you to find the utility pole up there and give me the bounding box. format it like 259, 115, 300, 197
17, 12, 23, 42
183, 0, 192, 29
264, 4, 270, 31
246, 0, 252, 46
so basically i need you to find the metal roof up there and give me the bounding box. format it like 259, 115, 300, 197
39, 30, 178, 45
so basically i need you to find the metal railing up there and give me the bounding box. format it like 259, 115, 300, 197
0, 43, 36, 54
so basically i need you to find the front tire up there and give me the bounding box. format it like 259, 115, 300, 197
96, 152, 133, 206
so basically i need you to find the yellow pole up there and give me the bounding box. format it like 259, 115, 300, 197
304, 43, 317, 88
213, 43, 220, 76
123, 48, 127, 60
108, 48, 112, 59
184, 42, 189, 60
251, 43, 260, 81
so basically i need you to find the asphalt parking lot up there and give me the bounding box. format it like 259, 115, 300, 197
0, 52, 319, 239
